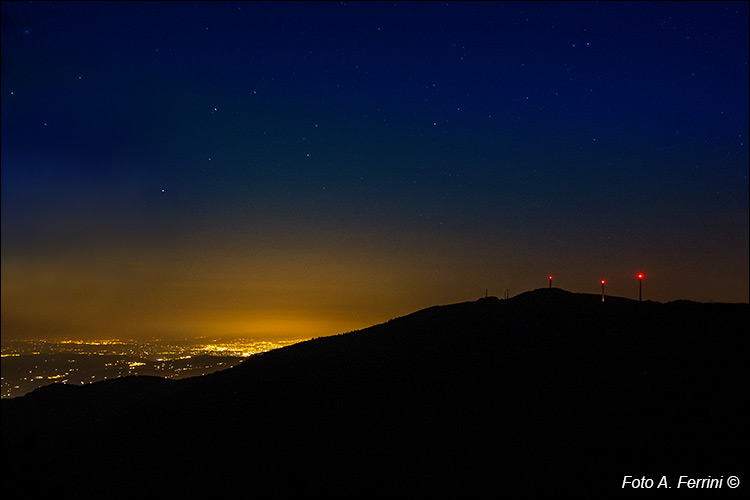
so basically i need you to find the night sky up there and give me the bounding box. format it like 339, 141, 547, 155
2, 1, 748, 341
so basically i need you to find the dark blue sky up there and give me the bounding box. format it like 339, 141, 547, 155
2, 1, 748, 340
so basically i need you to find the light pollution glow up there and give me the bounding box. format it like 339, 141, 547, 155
1, 1, 747, 343
3, 217, 748, 343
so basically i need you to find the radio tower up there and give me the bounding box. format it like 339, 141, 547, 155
637, 273, 644, 302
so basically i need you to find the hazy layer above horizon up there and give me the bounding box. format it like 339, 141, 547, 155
2, 2, 747, 342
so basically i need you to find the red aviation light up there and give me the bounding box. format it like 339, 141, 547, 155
548, 276, 553, 280
637, 274, 644, 279
601, 280, 606, 284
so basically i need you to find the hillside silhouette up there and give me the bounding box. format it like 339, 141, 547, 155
2, 288, 748, 498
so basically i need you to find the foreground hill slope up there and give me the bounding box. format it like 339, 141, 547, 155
2, 289, 748, 498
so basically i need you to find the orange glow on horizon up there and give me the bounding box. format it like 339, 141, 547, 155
188, 315, 361, 339
2, 224, 748, 344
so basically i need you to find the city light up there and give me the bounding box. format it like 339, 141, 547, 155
1, 338, 310, 398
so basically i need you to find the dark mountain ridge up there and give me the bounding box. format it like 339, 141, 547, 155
2, 288, 748, 498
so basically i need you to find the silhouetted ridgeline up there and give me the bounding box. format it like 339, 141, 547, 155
2, 289, 748, 498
